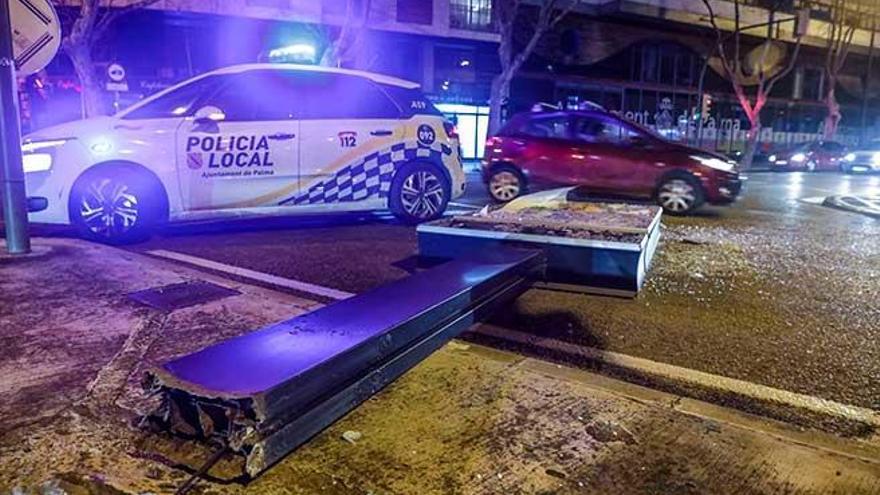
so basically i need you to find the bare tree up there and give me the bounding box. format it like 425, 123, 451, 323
57, 0, 161, 118
821, 0, 860, 139
701, 0, 803, 170
319, 0, 373, 68
489, 0, 575, 135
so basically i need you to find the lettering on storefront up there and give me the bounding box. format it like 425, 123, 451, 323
612, 105, 853, 147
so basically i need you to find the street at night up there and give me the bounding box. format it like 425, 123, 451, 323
4, 170, 880, 493
4, 0, 880, 493
124, 171, 880, 414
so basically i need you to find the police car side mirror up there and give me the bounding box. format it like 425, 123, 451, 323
193, 106, 226, 125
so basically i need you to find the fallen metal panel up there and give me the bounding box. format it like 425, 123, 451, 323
154, 249, 541, 398
246, 269, 534, 476
147, 248, 545, 476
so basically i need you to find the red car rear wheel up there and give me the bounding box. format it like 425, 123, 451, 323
487, 166, 526, 203
656, 175, 704, 215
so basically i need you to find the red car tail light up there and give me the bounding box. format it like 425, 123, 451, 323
486, 136, 502, 147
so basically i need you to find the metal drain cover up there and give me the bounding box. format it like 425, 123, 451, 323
128, 281, 240, 311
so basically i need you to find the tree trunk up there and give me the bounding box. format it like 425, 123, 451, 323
824, 85, 841, 139
488, 72, 512, 136
740, 122, 761, 171
64, 40, 106, 118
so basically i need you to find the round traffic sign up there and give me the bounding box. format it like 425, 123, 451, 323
107, 63, 126, 82
9, 0, 61, 75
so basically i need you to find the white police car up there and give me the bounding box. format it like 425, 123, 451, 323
22, 64, 465, 243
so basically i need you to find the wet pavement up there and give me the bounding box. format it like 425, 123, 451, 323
4, 240, 880, 494
114, 172, 880, 416
4, 171, 880, 493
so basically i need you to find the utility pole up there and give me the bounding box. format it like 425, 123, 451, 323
0, 0, 31, 254
860, 24, 876, 146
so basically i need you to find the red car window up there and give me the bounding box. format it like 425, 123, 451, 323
573, 115, 642, 145
519, 116, 570, 139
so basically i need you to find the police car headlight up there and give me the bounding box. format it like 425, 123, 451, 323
21, 139, 69, 173
22, 153, 53, 173
791, 153, 807, 163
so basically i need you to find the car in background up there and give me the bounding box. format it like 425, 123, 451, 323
768, 141, 848, 172
21, 64, 465, 243
481, 110, 742, 215
837, 140, 880, 174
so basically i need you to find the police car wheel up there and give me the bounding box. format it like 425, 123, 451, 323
390, 163, 450, 224
71, 167, 163, 244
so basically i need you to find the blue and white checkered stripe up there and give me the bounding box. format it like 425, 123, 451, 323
280, 141, 451, 206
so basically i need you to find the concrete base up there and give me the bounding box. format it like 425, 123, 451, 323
0, 242, 54, 261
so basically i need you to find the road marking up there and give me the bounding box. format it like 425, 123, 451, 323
145, 251, 880, 429
146, 249, 355, 301
474, 325, 880, 428
448, 202, 483, 210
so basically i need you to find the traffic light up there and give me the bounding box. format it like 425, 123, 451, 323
701, 93, 713, 119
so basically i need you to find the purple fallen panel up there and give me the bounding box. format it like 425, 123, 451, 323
146, 247, 545, 476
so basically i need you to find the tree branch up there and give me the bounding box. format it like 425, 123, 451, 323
733, 0, 742, 77
765, 35, 802, 97
549, 0, 577, 29
501, 0, 572, 76
700, 0, 736, 79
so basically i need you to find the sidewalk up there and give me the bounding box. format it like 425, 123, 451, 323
1, 238, 879, 494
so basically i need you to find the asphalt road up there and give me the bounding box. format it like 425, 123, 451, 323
35, 170, 880, 413
130, 170, 880, 288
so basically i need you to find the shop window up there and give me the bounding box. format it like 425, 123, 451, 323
450, 0, 494, 32
398, 0, 433, 25
802, 68, 822, 101
436, 103, 489, 159
676, 54, 696, 87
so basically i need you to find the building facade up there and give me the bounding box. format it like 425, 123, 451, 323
512, 0, 880, 154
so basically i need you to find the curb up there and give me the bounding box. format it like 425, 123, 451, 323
822, 196, 880, 219
470, 325, 880, 438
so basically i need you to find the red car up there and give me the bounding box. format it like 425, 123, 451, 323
768, 141, 849, 172
482, 110, 742, 215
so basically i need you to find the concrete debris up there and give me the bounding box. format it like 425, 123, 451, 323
342, 430, 363, 444
585, 420, 637, 445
